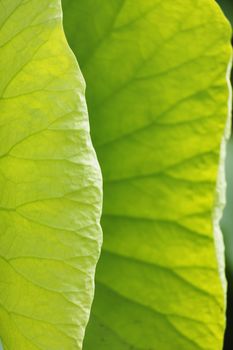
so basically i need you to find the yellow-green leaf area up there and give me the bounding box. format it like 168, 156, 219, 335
0, 1, 102, 349
62, 0, 232, 349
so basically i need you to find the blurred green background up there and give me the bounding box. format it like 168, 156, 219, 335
217, 0, 233, 349
218, 0, 233, 26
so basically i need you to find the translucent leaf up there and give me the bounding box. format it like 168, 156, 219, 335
0, 1, 102, 349
63, 0, 232, 349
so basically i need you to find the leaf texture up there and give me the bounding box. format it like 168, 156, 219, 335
62, 0, 232, 349
0, 0, 102, 349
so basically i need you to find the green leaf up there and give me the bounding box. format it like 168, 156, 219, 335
63, 0, 232, 349
221, 138, 233, 272
0, 1, 102, 349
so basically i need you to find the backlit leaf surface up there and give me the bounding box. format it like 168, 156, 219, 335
63, 0, 232, 349
0, 1, 102, 349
